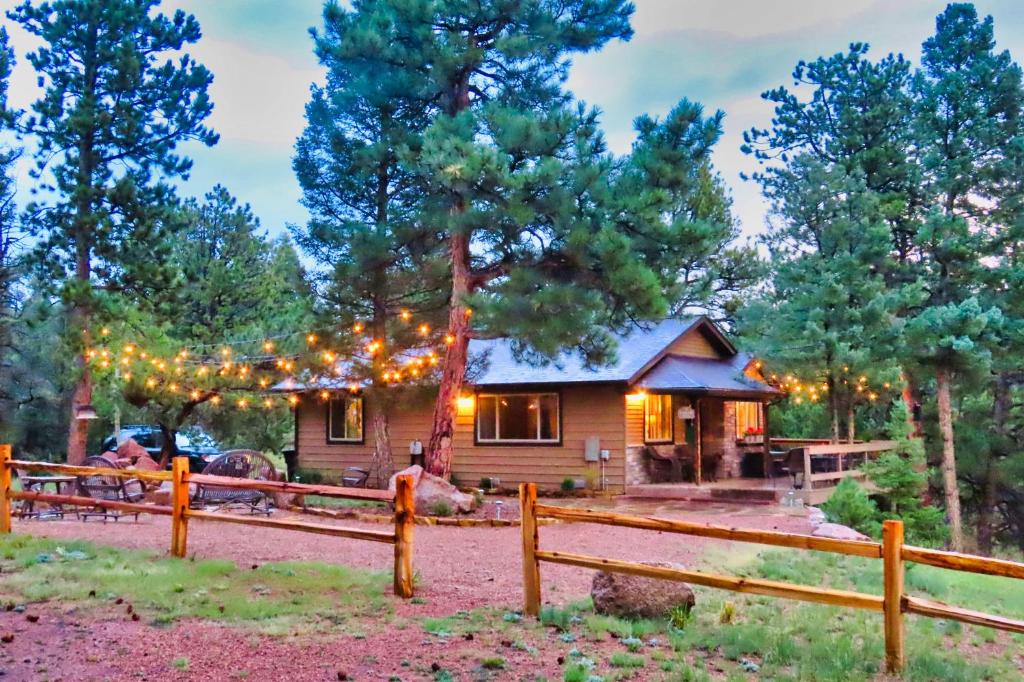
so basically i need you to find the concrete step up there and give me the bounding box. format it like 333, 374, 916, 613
624, 483, 784, 505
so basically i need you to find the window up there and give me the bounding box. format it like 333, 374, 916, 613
476, 392, 559, 443
328, 395, 364, 442
644, 394, 673, 443
735, 401, 763, 438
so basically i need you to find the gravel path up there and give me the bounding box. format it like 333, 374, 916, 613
13, 500, 814, 611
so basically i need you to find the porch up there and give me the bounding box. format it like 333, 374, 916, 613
626, 438, 895, 506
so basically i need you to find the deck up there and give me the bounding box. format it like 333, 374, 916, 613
625, 478, 788, 505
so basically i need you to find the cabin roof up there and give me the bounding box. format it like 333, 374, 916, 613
636, 353, 781, 398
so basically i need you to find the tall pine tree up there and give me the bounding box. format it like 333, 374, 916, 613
10, 0, 218, 463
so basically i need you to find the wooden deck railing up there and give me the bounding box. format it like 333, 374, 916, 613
0, 445, 414, 597
520, 483, 1024, 674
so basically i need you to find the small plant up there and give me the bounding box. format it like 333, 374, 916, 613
582, 467, 600, 490
561, 477, 576, 492
610, 652, 645, 668
820, 478, 880, 537
428, 499, 454, 517
668, 603, 691, 630
171, 657, 189, 672
294, 468, 324, 484
621, 635, 642, 652
540, 605, 573, 631
719, 601, 735, 625
562, 663, 588, 682
480, 656, 505, 670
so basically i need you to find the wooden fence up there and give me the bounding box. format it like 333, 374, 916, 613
519, 482, 1024, 674
0, 445, 415, 598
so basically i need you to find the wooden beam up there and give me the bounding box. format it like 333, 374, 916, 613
170, 457, 190, 558
694, 398, 702, 486
902, 545, 1024, 580
393, 474, 414, 598
533, 504, 883, 558
882, 520, 906, 674
904, 595, 1024, 634
187, 474, 393, 501
804, 441, 895, 455
520, 483, 541, 617
0, 445, 11, 533
185, 509, 395, 543
9, 460, 172, 483
11, 490, 172, 517
535, 550, 883, 611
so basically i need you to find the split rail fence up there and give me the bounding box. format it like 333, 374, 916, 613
0, 445, 415, 598
519, 482, 1024, 674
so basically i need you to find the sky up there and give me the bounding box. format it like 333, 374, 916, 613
2, 0, 1024, 242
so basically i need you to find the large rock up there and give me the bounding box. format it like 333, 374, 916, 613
811, 522, 870, 541
387, 465, 479, 514
591, 563, 696, 620
116, 438, 152, 465
806, 506, 827, 527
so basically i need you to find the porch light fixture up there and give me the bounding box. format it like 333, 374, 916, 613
626, 390, 646, 402
456, 395, 475, 414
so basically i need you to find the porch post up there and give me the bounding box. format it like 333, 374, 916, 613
694, 398, 702, 486
762, 402, 771, 478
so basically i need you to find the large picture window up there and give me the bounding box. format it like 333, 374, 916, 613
644, 393, 673, 443
476, 392, 559, 443
735, 401, 763, 438
328, 395, 364, 443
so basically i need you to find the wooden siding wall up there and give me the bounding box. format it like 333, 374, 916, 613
295, 397, 435, 478
665, 327, 723, 359
452, 385, 626, 490
297, 385, 627, 491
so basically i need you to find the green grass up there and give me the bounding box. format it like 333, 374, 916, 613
301, 495, 387, 510
0, 534, 392, 635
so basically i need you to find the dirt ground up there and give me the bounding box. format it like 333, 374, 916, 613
1, 499, 814, 681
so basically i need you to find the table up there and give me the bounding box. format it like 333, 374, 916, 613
18, 475, 77, 520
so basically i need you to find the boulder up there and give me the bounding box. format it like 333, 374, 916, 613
811, 522, 870, 542
806, 506, 827, 527
387, 465, 479, 514
116, 438, 152, 465
144, 483, 172, 506
591, 563, 696, 620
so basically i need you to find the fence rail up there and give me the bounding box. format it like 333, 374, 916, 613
0, 445, 414, 598
521, 482, 1024, 674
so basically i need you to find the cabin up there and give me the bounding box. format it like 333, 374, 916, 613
287, 317, 781, 492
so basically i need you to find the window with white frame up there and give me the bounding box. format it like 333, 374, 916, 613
328, 395, 364, 442
644, 393, 673, 443
735, 401, 763, 438
476, 392, 559, 443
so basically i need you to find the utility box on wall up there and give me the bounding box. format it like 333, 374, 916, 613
584, 436, 600, 462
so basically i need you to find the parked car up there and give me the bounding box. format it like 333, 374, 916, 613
99, 425, 220, 473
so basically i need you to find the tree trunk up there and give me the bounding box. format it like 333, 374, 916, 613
425, 229, 471, 479
66, 248, 92, 465
371, 410, 394, 488
901, 372, 919, 437
828, 379, 840, 443
846, 400, 856, 443
157, 423, 178, 471
935, 366, 963, 552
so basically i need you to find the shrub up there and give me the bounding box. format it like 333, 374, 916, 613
428, 499, 454, 517
479, 477, 492, 489
294, 468, 324, 484
821, 478, 881, 537
561, 477, 576, 492
719, 601, 735, 625
668, 603, 691, 630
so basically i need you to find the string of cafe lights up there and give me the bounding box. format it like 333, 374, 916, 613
84, 308, 464, 411
755, 361, 899, 405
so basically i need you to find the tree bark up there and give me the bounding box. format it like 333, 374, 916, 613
425, 229, 471, 479
371, 410, 394, 487
846, 399, 856, 443
935, 366, 963, 552
66, 248, 92, 465
828, 378, 840, 443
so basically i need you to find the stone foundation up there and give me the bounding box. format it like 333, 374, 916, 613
722, 401, 739, 478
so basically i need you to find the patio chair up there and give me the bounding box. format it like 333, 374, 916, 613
341, 467, 369, 488
701, 451, 723, 483
644, 446, 682, 483
785, 448, 807, 489
76, 456, 145, 522
191, 449, 276, 515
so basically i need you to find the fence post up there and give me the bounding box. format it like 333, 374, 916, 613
520, 482, 541, 617
170, 456, 190, 558
393, 474, 414, 598
0, 445, 11, 533
883, 519, 905, 674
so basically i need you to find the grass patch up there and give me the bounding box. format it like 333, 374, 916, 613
0, 534, 392, 635
302, 495, 387, 510
609, 652, 645, 668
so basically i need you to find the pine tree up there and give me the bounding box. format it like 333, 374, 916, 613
293, 2, 448, 485
10, 0, 218, 463
0, 27, 22, 429
906, 3, 1019, 551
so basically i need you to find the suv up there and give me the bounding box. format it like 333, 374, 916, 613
99, 425, 221, 473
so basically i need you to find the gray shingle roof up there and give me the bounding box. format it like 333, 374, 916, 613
468, 318, 701, 385
638, 353, 780, 397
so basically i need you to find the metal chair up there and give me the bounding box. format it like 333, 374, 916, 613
341, 467, 369, 488
191, 449, 276, 515
76, 456, 145, 522
644, 446, 682, 482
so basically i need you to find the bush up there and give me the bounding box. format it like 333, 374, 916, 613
479, 477, 492, 489
561, 477, 576, 492
294, 468, 324, 484
821, 478, 881, 537
428, 499, 454, 517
